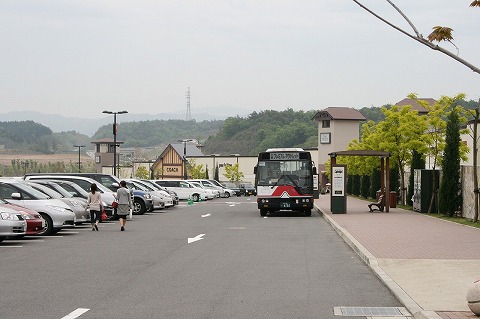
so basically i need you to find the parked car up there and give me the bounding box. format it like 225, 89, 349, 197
209, 180, 236, 197
0, 179, 75, 235
24, 174, 153, 215
151, 180, 207, 202
23, 175, 116, 218
0, 205, 26, 243
2, 200, 45, 237
189, 179, 224, 198
222, 182, 240, 196
238, 182, 257, 196
24, 173, 120, 191
188, 181, 215, 200
141, 180, 179, 206
127, 179, 174, 208
38, 179, 90, 200
24, 181, 89, 225
124, 179, 166, 211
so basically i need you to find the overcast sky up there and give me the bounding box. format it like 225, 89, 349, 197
1, 1, 480, 119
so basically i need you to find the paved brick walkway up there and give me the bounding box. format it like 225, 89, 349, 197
315, 195, 480, 319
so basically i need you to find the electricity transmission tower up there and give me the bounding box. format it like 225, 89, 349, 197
185, 87, 191, 121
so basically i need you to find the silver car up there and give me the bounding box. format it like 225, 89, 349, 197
0, 206, 27, 243
0, 179, 75, 236
25, 181, 89, 225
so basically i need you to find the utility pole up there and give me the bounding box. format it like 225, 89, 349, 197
74, 145, 85, 172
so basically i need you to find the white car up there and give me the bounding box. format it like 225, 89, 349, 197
209, 180, 236, 197
151, 180, 207, 202
188, 181, 215, 199
129, 179, 174, 208
189, 179, 225, 198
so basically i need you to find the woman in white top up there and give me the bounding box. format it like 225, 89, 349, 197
87, 183, 102, 231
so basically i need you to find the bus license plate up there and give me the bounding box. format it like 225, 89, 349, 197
280, 202, 290, 208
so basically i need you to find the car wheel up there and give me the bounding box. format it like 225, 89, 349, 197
224, 192, 230, 198
0, 236, 5, 243
260, 209, 267, 217
38, 213, 53, 236
133, 199, 146, 215
192, 194, 200, 202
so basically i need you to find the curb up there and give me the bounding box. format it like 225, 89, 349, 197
314, 205, 442, 319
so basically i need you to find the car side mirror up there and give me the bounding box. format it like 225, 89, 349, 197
11, 192, 22, 200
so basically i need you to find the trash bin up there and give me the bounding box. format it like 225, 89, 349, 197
390, 191, 397, 208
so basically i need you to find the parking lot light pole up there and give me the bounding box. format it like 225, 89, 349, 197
102, 110, 128, 177
74, 145, 85, 172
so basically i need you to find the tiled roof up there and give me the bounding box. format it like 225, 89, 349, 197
313, 107, 366, 121
395, 98, 435, 114
171, 143, 204, 157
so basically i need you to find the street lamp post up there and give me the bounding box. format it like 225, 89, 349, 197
74, 145, 85, 172
103, 110, 128, 177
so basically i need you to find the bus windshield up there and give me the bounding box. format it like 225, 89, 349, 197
256, 159, 311, 188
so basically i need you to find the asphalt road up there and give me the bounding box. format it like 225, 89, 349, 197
1, 197, 403, 319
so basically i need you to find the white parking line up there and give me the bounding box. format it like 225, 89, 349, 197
60, 308, 89, 319
0, 245, 23, 248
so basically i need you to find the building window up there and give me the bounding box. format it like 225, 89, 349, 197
322, 120, 330, 128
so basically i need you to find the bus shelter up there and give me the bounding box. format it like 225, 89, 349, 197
329, 150, 391, 213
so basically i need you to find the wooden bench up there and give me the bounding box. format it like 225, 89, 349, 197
368, 194, 385, 212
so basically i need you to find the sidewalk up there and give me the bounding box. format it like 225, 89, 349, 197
314, 195, 480, 319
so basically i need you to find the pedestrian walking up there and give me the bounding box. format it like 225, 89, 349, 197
116, 180, 132, 231
87, 183, 102, 231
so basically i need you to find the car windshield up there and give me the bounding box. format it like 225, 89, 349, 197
11, 183, 50, 200
134, 180, 155, 191
27, 183, 63, 199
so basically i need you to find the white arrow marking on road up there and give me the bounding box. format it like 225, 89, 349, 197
188, 234, 205, 244
61, 308, 89, 319
201, 213, 211, 217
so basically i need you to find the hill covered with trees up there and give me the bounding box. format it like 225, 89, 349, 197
202, 109, 319, 156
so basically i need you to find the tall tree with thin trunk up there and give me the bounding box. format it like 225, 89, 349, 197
439, 107, 463, 217
352, 0, 480, 219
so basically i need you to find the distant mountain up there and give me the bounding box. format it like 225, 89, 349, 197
0, 107, 254, 136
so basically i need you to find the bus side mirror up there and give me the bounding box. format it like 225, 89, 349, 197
312, 167, 317, 175
253, 166, 257, 174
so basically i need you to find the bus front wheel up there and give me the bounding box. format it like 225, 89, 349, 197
304, 209, 312, 217
260, 209, 267, 217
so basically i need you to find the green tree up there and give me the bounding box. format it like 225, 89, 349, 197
439, 107, 463, 216
135, 166, 149, 179
364, 105, 428, 203
223, 163, 244, 182
353, 0, 480, 218
187, 159, 206, 179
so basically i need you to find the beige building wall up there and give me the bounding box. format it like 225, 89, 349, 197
317, 119, 361, 167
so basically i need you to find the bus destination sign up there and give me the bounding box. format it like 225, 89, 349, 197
270, 152, 300, 160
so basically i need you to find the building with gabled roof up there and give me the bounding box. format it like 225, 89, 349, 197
150, 142, 204, 179
313, 107, 366, 167
395, 98, 436, 115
